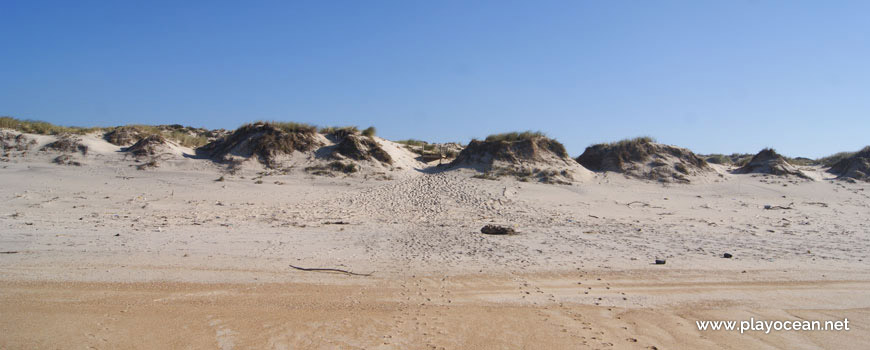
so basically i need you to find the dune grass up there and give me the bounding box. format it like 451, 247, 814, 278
606, 136, 656, 148
163, 130, 209, 148
1, 117, 210, 148
703, 154, 730, 165
317, 125, 376, 138
0, 116, 104, 135
319, 125, 358, 135
304, 161, 358, 175
255, 121, 317, 134
816, 150, 859, 167
396, 139, 428, 147
485, 131, 547, 142
785, 156, 814, 166
703, 153, 753, 166
318, 126, 362, 141
108, 125, 209, 148
361, 126, 376, 137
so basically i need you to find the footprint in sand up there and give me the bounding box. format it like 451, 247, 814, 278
207, 317, 237, 350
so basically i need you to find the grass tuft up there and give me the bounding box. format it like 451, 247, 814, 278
319, 126, 359, 139
396, 139, 428, 147
0, 116, 104, 135
816, 150, 860, 167
361, 126, 376, 137
606, 136, 656, 148
703, 153, 753, 166
258, 121, 317, 134
485, 131, 547, 142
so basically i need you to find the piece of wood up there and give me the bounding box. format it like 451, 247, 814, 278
289, 264, 373, 276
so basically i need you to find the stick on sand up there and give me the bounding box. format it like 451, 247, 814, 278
289, 264, 374, 276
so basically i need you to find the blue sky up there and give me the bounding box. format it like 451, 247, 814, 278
1, 1, 868, 158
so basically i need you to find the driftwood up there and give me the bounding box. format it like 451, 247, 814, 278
624, 201, 664, 209
289, 264, 373, 276
764, 202, 795, 210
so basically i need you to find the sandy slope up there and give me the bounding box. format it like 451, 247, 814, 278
1, 132, 869, 349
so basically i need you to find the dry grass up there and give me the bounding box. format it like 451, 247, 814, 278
109, 125, 208, 148
1, 117, 209, 148
816, 150, 861, 167
0, 116, 103, 135
260, 121, 317, 134
396, 139, 428, 147
606, 136, 656, 148
164, 130, 208, 148
304, 161, 359, 176
484, 131, 547, 142
785, 157, 814, 166
396, 139, 440, 156
472, 167, 571, 184
361, 126, 376, 137
703, 153, 754, 166
319, 126, 359, 139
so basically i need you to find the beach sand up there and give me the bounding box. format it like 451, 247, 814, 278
1, 133, 868, 349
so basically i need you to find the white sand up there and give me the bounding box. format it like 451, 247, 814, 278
1, 131, 868, 349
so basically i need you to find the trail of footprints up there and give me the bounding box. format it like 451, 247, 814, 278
509, 273, 660, 350
377, 275, 452, 349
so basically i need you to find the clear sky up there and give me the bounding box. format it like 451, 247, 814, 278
2, 1, 868, 158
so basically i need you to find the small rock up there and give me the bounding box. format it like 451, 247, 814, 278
723, 253, 733, 258
480, 225, 515, 235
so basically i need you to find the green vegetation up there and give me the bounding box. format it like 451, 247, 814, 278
304, 161, 358, 176
396, 139, 433, 156
1, 117, 210, 148
485, 131, 547, 142
164, 130, 209, 148
815, 150, 859, 167
472, 167, 571, 184
703, 154, 731, 165
108, 124, 208, 148
703, 153, 753, 166
785, 156, 814, 166
319, 125, 358, 136
0, 116, 103, 135
606, 136, 656, 148
329, 161, 358, 173
361, 126, 376, 137
396, 139, 428, 147
124, 124, 161, 135
258, 121, 317, 134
